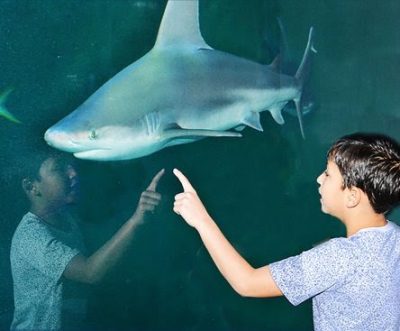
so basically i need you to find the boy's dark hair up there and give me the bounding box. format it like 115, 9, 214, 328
4, 143, 71, 210
17, 146, 66, 182
10, 143, 74, 187
327, 133, 400, 214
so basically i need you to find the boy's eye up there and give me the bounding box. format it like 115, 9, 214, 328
52, 164, 62, 171
52, 167, 64, 174
324, 170, 329, 177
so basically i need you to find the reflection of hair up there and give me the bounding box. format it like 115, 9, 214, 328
328, 133, 400, 214
15, 144, 69, 182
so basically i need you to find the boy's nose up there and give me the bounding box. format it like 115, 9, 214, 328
67, 165, 78, 179
316, 173, 323, 185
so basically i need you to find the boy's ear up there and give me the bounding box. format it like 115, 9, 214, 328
346, 187, 361, 208
22, 178, 40, 196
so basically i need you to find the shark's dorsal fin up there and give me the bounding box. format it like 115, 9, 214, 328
154, 0, 212, 50
269, 54, 281, 72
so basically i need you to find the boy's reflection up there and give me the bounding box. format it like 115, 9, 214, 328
10, 147, 164, 330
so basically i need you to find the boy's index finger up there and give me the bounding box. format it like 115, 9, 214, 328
173, 168, 196, 193
147, 168, 165, 191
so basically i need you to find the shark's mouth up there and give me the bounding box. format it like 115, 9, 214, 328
73, 148, 114, 161
45, 129, 113, 155
47, 139, 107, 154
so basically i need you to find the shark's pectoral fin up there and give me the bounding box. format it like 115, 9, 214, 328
162, 128, 241, 149
242, 112, 263, 131
270, 108, 285, 125
163, 128, 242, 141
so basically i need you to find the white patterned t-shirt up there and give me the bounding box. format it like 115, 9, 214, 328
269, 221, 400, 331
10, 212, 87, 331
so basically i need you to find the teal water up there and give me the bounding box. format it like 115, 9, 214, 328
1, 1, 400, 330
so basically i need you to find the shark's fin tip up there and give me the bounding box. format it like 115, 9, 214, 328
242, 112, 263, 131
154, 0, 211, 50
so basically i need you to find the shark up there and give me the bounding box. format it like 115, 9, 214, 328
44, 0, 315, 161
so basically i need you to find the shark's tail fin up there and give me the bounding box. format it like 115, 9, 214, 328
295, 27, 316, 84
0, 88, 21, 124
294, 27, 316, 139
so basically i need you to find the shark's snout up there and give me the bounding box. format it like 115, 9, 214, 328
44, 128, 58, 146
44, 128, 55, 145
44, 128, 83, 152
45, 128, 64, 146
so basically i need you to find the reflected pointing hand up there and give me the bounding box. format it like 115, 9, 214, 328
147, 168, 165, 192
133, 169, 164, 222
173, 168, 209, 228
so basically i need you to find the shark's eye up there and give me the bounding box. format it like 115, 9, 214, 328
89, 129, 97, 140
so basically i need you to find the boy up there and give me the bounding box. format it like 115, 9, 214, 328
173, 133, 400, 330
10, 146, 164, 330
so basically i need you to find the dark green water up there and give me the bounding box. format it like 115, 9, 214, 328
1, 1, 400, 330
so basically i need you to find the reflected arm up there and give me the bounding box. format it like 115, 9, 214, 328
63, 169, 164, 284
63, 212, 145, 284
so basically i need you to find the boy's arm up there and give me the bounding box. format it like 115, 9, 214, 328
173, 169, 282, 298
63, 169, 164, 284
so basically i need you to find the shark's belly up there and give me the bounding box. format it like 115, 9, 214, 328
165, 85, 298, 132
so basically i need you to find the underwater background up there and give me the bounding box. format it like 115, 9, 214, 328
1, 0, 400, 330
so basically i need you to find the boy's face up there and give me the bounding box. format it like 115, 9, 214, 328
317, 160, 346, 219
35, 156, 80, 208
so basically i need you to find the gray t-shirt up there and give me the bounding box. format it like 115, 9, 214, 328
10, 212, 87, 331
270, 221, 400, 331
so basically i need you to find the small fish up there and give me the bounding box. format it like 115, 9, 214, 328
0, 89, 21, 124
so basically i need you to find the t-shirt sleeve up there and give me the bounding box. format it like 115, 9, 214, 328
13, 219, 81, 282
269, 238, 354, 306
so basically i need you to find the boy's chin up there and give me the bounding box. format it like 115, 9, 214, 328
66, 194, 80, 205
320, 206, 338, 219
320, 204, 329, 214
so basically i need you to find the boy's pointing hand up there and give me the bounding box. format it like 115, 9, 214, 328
173, 168, 210, 229
173, 168, 196, 193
